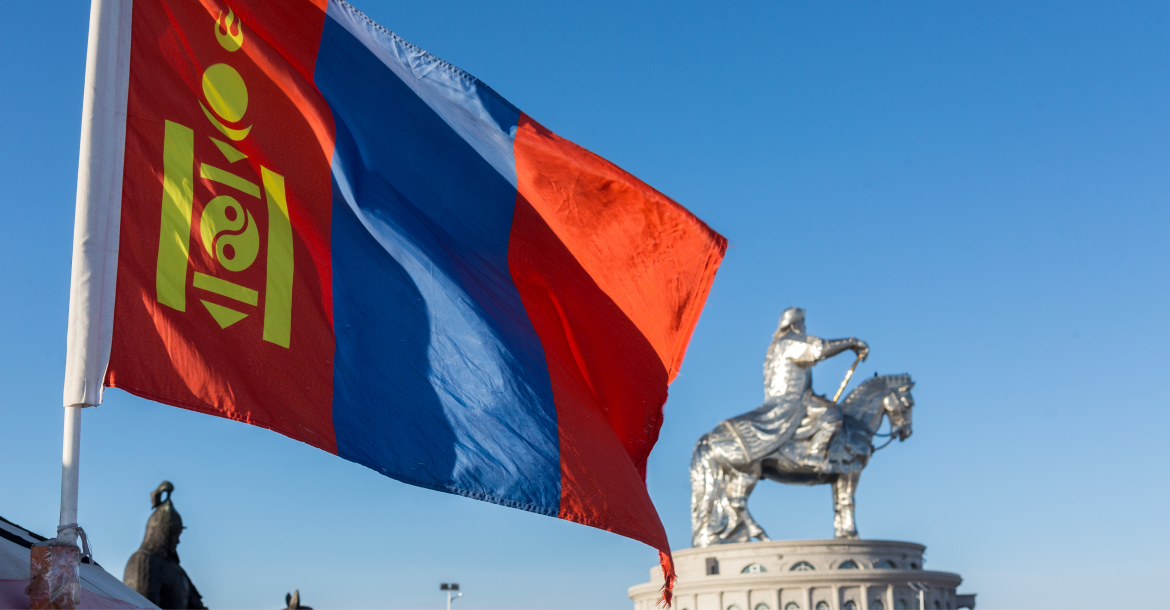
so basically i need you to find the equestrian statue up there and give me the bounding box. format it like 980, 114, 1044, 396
691, 307, 916, 546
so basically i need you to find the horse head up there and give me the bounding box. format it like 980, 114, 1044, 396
881, 376, 914, 441
842, 373, 915, 443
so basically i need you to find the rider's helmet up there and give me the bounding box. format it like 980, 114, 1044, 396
775, 307, 805, 336
140, 481, 183, 557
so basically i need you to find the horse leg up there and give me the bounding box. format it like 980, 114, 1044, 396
728, 466, 770, 541
832, 471, 860, 539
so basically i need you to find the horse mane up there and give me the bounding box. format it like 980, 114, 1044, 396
841, 373, 912, 413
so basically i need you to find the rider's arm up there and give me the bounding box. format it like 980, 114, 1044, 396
781, 337, 823, 364
821, 337, 869, 361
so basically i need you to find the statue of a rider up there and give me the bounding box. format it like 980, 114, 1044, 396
692, 307, 913, 545
726, 307, 869, 472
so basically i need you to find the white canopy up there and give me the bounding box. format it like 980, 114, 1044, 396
0, 515, 156, 609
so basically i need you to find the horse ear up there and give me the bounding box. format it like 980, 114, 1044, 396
286, 593, 292, 607
291, 590, 300, 608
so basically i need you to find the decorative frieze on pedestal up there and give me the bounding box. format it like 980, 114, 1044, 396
629, 540, 975, 610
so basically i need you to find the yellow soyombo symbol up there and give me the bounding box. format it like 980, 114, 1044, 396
216, 9, 244, 52
199, 195, 259, 272
202, 64, 247, 122
200, 63, 252, 141
261, 168, 293, 348
154, 9, 294, 347
155, 121, 195, 313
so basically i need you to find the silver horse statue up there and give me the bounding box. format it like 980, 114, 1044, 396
691, 308, 915, 546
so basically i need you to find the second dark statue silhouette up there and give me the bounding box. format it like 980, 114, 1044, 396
123, 481, 207, 609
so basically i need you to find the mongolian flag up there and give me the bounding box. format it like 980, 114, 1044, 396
63, 0, 726, 600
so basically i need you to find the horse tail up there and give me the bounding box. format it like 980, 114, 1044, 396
690, 431, 729, 547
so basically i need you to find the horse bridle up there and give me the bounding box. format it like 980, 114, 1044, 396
848, 390, 909, 452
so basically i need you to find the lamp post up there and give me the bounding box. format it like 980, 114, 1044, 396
440, 583, 462, 610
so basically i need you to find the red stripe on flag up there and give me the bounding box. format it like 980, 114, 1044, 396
106, 0, 338, 453
513, 115, 725, 383
510, 113, 725, 605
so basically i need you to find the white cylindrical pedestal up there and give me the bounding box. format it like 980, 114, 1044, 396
629, 540, 975, 610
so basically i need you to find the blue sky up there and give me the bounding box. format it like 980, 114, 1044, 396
2, 1, 1168, 608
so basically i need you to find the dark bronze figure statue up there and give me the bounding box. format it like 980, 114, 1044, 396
283, 590, 312, 609
123, 481, 207, 609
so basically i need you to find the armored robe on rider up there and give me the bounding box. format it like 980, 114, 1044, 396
729, 307, 868, 470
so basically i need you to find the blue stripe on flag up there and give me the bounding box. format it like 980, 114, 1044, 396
318, 2, 561, 514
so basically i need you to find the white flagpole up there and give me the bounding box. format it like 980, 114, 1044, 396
57, 0, 132, 549
58, 407, 82, 547
33, 0, 130, 604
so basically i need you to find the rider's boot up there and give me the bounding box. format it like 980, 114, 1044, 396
804, 422, 841, 472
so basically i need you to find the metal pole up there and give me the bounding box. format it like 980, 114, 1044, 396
58, 0, 132, 551
447, 591, 451, 610
60, 0, 132, 545
58, 406, 82, 545
832, 354, 863, 402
